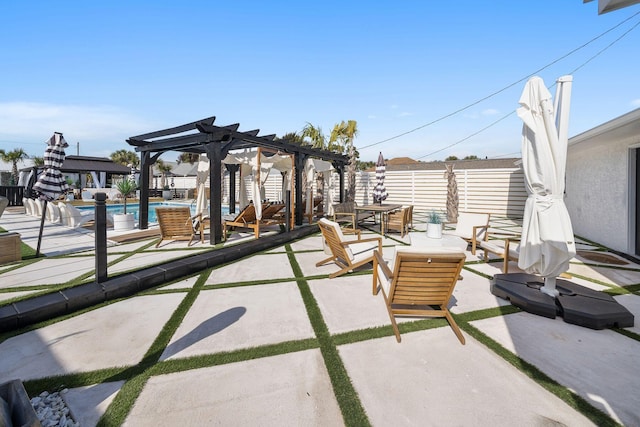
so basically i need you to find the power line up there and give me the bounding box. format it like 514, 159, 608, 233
358, 10, 640, 154
416, 13, 640, 161
415, 111, 515, 160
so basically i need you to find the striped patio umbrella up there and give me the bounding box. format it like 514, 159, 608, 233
372, 152, 388, 204
33, 132, 71, 255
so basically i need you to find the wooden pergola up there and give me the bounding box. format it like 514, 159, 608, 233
127, 116, 349, 244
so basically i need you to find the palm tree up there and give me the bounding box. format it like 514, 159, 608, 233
155, 159, 173, 189
176, 152, 200, 164
31, 156, 44, 167
0, 148, 29, 185
301, 123, 327, 150
110, 150, 140, 168
330, 120, 359, 202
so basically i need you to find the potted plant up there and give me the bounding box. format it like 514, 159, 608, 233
426, 210, 442, 239
113, 179, 137, 231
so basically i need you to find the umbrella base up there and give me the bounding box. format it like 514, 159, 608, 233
491, 273, 634, 330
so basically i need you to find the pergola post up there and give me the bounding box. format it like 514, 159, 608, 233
139, 152, 151, 230
206, 145, 224, 244
336, 163, 346, 203
225, 163, 239, 214
294, 153, 308, 226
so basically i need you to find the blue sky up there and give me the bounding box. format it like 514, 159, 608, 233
1, 1, 639, 163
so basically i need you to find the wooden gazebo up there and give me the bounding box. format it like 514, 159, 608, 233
127, 116, 349, 244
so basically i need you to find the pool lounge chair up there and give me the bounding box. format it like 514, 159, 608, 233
316, 218, 382, 279
59, 203, 95, 228
372, 247, 466, 344
155, 207, 204, 248
46, 201, 61, 223
223, 202, 285, 240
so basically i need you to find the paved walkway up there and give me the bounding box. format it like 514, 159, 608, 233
1, 209, 639, 426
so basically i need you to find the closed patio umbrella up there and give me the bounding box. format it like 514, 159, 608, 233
517, 75, 576, 297
372, 152, 388, 204
33, 132, 71, 256
195, 154, 209, 217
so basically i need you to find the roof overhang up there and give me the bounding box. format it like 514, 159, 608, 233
569, 107, 640, 147
583, 0, 640, 14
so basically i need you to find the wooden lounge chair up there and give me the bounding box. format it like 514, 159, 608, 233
260, 201, 286, 224
155, 207, 204, 248
303, 197, 324, 224
443, 211, 491, 254
223, 203, 259, 240
316, 218, 382, 278
224, 202, 287, 240
385, 205, 413, 237
372, 247, 466, 344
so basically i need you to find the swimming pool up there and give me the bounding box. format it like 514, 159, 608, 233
76, 202, 229, 223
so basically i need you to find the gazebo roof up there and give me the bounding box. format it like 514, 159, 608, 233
20, 155, 131, 175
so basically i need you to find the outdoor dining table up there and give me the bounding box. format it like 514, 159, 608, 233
354, 203, 402, 235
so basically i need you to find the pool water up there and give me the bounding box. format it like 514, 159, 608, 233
76, 202, 229, 223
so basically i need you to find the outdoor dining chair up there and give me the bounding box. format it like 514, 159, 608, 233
331, 201, 374, 232
316, 217, 382, 278
385, 205, 413, 237
372, 247, 466, 344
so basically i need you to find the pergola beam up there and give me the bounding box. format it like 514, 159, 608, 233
129, 116, 216, 141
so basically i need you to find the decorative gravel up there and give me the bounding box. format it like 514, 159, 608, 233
30, 390, 79, 427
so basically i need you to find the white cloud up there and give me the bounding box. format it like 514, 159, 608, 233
397, 112, 412, 117
0, 102, 154, 156
482, 108, 500, 116
630, 99, 640, 107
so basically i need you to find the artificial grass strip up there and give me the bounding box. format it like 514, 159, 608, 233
613, 327, 640, 342
285, 245, 371, 427
461, 322, 622, 427
151, 338, 320, 376
96, 269, 211, 425
23, 366, 140, 397
97, 372, 151, 427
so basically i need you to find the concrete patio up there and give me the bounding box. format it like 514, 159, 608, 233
0, 208, 639, 426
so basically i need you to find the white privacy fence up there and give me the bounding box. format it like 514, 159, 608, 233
219, 167, 527, 219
